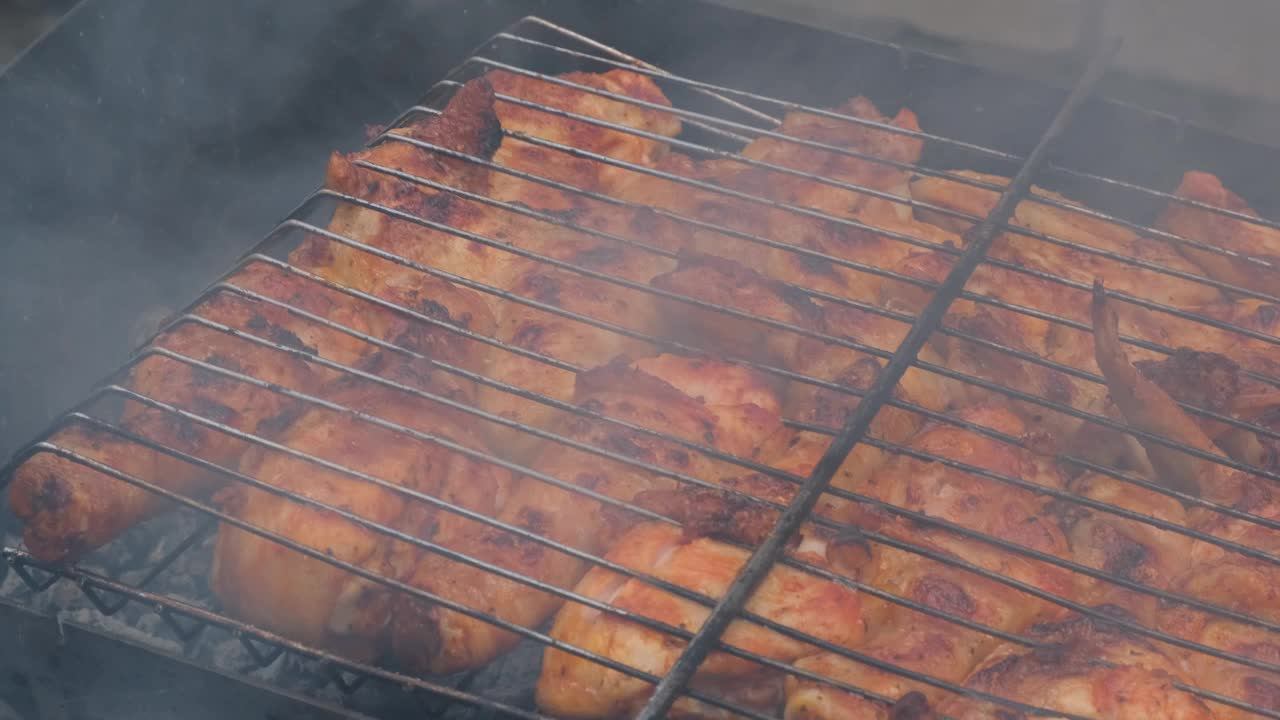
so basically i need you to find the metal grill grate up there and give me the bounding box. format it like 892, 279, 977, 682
4, 15, 1280, 719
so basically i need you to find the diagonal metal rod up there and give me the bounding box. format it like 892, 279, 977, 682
634, 37, 1122, 719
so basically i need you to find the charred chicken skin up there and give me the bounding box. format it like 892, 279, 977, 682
386, 354, 785, 675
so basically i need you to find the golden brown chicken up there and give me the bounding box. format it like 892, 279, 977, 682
650, 251, 959, 439
904, 171, 1280, 464
1090, 282, 1280, 715
1053, 471, 1193, 624
1159, 597, 1280, 719
783, 406, 1076, 720
910, 170, 1222, 312
8, 255, 498, 563
294, 75, 693, 457
935, 610, 1217, 720
211, 359, 510, 661
384, 354, 785, 675
601, 94, 954, 308
784, 519, 1077, 720
1157, 171, 1280, 298
736, 96, 924, 224
537, 518, 865, 719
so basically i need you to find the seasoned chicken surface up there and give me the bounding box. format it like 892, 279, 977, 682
9, 262, 390, 561
538, 521, 865, 719
910, 170, 1222, 311
783, 406, 1075, 720
1090, 283, 1280, 716
211, 361, 508, 661
1054, 471, 1193, 624
785, 522, 1075, 720
936, 611, 1217, 720
294, 76, 690, 457
1158, 170, 1280, 297
386, 354, 785, 675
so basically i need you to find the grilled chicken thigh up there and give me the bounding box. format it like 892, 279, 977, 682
783, 406, 1076, 719
385, 354, 784, 674
936, 611, 1217, 720
538, 521, 865, 719
7, 259, 459, 562
1158, 170, 1280, 297
211, 360, 510, 661
293, 77, 688, 457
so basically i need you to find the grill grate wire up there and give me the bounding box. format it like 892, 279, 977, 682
3, 15, 1280, 720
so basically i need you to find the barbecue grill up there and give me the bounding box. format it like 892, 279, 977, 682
4, 5, 1280, 719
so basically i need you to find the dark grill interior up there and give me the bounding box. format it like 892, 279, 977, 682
4, 12, 1280, 720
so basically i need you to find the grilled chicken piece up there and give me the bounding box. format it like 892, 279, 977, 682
784, 524, 1075, 720
9, 256, 498, 563
211, 361, 509, 661
1091, 283, 1280, 714
537, 519, 865, 719
893, 247, 1119, 449
485, 69, 680, 200
846, 405, 1070, 541
936, 610, 1216, 720
783, 407, 1076, 720
293, 75, 693, 456
737, 96, 924, 224
1160, 596, 1280, 719
910, 170, 1222, 311
1129, 348, 1280, 471
902, 171, 1267, 463
1157, 171, 1280, 297
385, 355, 784, 674
1054, 472, 1193, 624
604, 95, 952, 307
900, 178, 1280, 465
1090, 282, 1243, 497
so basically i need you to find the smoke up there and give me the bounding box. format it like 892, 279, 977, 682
0, 0, 448, 460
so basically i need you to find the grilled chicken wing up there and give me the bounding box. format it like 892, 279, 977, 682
537, 520, 864, 719
6, 257, 481, 561
604, 95, 953, 308
384, 355, 784, 674
211, 361, 509, 661
1054, 471, 1193, 623
294, 75, 692, 457
936, 610, 1216, 720
1157, 171, 1280, 297
783, 407, 1076, 720
910, 170, 1221, 311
